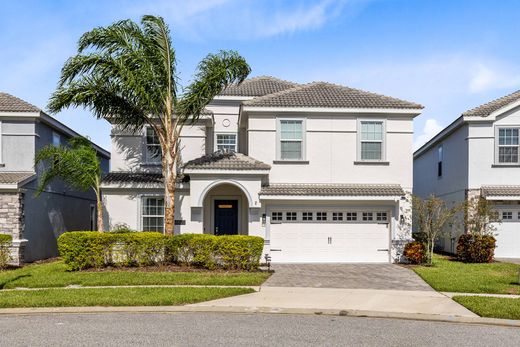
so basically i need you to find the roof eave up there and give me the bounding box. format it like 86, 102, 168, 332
241, 106, 423, 116
259, 194, 403, 201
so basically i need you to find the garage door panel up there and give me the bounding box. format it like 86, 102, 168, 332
270, 220, 390, 263
492, 222, 520, 258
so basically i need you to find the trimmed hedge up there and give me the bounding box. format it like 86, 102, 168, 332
0, 234, 12, 269
456, 234, 496, 263
403, 241, 426, 264
58, 232, 264, 271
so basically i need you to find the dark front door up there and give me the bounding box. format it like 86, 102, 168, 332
214, 200, 238, 235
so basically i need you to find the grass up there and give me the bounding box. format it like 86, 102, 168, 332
0, 287, 254, 308
0, 261, 270, 289
412, 254, 520, 294
453, 296, 520, 320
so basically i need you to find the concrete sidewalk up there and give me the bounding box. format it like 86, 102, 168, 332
190, 286, 477, 317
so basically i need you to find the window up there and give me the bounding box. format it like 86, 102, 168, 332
271, 212, 283, 221
332, 212, 343, 221
216, 133, 237, 152
145, 127, 161, 163
360, 121, 384, 161
89, 204, 96, 231
142, 197, 164, 232
346, 212, 358, 221
302, 212, 313, 221
286, 212, 297, 221
362, 212, 374, 221
497, 128, 519, 163
316, 212, 327, 221
437, 145, 443, 177
376, 212, 388, 222
502, 211, 513, 220
52, 132, 61, 147
279, 119, 304, 160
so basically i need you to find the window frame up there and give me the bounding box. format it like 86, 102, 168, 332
52, 131, 61, 147
437, 145, 443, 177
215, 132, 237, 152
495, 126, 520, 165
140, 195, 165, 232
276, 117, 306, 161
358, 119, 386, 162
144, 126, 162, 164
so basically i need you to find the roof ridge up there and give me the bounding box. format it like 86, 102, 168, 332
242, 82, 317, 105
463, 89, 520, 117
0, 92, 41, 112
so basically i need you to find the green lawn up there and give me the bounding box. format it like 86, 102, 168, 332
453, 296, 520, 320
0, 261, 270, 289
413, 255, 520, 294
0, 287, 253, 308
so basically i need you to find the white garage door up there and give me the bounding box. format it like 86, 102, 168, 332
492, 208, 520, 258
269, 210, 390, 263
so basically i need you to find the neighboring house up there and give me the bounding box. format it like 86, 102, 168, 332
0, 92, 110, 264
414, 90, 520, 258
102, 76, 423, 263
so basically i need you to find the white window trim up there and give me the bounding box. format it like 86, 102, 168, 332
357, 119, 386, 162
276, 117, 306, 161
138, 194, 165, 232
214, 132, 237, 152
143, 126, 162, 165
495, 126, 520, 165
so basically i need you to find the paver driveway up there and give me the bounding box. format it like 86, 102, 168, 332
263, 264, 433, 291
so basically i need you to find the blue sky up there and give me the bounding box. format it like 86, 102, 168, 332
1, 0, 520, 151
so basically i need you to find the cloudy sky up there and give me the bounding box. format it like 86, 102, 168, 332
1, 0, 519, 151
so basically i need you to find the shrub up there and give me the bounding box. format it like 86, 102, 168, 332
58, 232, 113, 270
403, 241, 426, 264
59, 231, 264, 271
110, 223, 136, 233
215, 235, 264, 270
0, 234, 12, 269
456, 234, 496, 263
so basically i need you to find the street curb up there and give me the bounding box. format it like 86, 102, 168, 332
0, 305, 519, 328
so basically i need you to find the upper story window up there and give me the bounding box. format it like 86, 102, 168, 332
216, 133, 237, 152
497, 128, 519, 164
437, 145, 443, 177
279, 119, 304, 160
52, 132, 61, 147
359, 121, 384, 161
145, 127, 161, 163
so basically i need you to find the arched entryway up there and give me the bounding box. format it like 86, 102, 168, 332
202, 183, 249, 235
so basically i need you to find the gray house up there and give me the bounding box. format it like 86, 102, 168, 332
0, 92, 110, 264
414, 90, 520, 258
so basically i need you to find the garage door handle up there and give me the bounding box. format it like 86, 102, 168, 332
377, 249, 389, 252
270, 249, 282, 251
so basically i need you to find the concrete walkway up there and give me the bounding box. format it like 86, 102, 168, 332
190, 286, 477, 317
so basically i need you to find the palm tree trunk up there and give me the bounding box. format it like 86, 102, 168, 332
163, 145, 176, 235
97, 198, 104, 232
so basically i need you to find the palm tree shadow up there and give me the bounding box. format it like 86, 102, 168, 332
0, 274, 31, 289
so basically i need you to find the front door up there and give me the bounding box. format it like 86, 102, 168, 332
214, 200, 238, 235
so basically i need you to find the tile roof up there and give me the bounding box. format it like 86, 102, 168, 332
243, 82, 423, 109
0, 172, 36, 185
259, 184, 405, 196
102, 172, 164, 184
184, 151, 271, 171
0, 92, 41, 112
481, 185, 520, 197
463, 90, 520, 117
219, 76, 299, 97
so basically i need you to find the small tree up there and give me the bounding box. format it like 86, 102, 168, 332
413, 195, 462, 264
465, 196, 500, 236
35, 137, 104, 231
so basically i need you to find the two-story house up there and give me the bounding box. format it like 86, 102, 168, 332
0, 92, 110, 264
102, 76, 423, 263
414, 90, 520, 258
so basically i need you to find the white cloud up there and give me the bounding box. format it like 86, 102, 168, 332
413, 118, 444, 150
125, 0, 360, 40
468, 63, 520, 93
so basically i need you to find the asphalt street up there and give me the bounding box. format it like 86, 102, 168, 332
1, 312, 519, 347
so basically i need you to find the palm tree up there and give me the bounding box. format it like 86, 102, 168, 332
48, 15, 251, 235
35, 137, 104, 231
